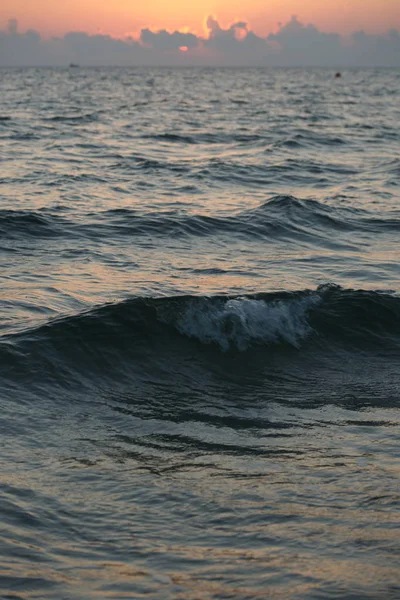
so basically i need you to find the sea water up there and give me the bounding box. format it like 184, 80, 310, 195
0, 67, 399, 599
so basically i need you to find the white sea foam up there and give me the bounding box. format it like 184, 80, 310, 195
175, 295, 321, 350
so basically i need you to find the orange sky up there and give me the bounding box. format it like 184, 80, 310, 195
1, 0, 399, 38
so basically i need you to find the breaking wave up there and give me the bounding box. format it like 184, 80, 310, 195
1, 286, 399, 393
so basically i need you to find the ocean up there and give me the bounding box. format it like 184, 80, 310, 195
0, 66, 399, 599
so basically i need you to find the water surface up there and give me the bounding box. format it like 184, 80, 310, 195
0, 67, 399, 599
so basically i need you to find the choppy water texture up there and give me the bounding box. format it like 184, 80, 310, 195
0, 67, 399, 599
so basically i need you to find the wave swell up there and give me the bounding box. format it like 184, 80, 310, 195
1, 197, 399, 244
1, 286, 399, 388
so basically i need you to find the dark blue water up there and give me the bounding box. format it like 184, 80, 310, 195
1, 67, 399, 599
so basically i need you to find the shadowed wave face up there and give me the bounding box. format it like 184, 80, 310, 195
2, 285, 400, 380
0, 67, 399, 600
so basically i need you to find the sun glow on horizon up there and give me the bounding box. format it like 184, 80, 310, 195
1, 0, 400, 39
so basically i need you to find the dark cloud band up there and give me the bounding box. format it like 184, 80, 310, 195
1, 16, 399, 66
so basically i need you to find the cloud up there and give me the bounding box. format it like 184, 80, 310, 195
266, 15, 343, 66
7, 18, 18, 35
205, 17, 264, 48
0, 19, 45, 65
0, 16, 399, 67
199, 17, 275, 65
349, 28, 400, 67
140, 28, 199, 51
61, 31, 145, 65
269, 16, 341, 53
265, 16, 400, 66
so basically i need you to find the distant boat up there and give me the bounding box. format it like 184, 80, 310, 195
69, 63, 80, 68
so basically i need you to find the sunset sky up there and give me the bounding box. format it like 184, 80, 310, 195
1, 0, 400, 38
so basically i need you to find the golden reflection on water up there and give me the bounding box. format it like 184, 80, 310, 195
1, 67, 399, 600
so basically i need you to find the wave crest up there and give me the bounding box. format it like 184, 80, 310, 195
1, 287, 399, 391
166, 295, 320, 350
